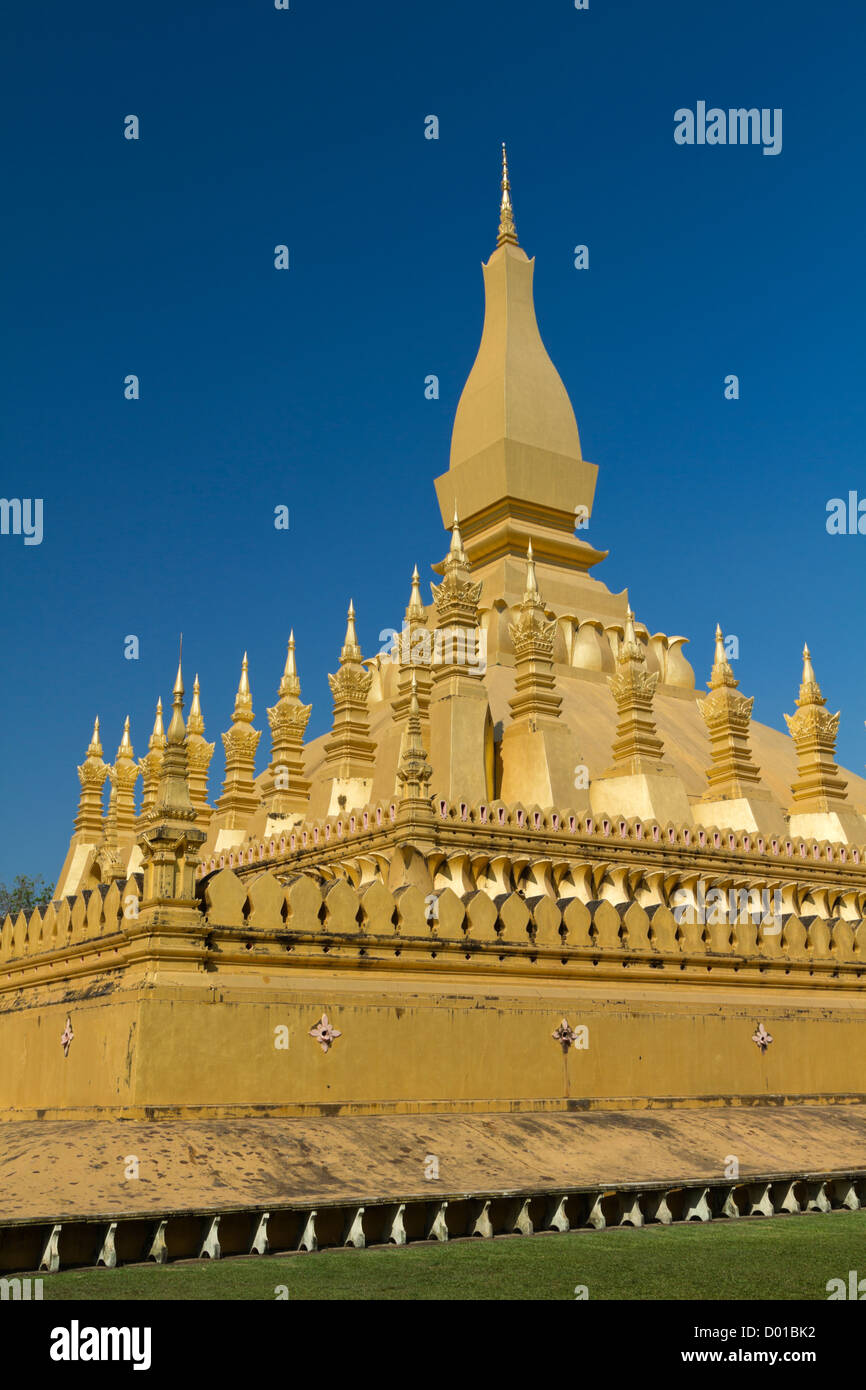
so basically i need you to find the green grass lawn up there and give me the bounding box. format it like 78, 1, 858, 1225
38, 1211, 866, 1301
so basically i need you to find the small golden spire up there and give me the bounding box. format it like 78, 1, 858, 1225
785, 642, 848, 812
395, 669, 432, 805
173, 635, 184, 701
497, 142, 518, 248
524, 539, 539, 600
405, 565, 425, 622
117, 716, 133, 758
278, 630, 302, 698
150, 698, 166, 748
167, 654, 186, 745
188, 676, 205, 735
708, 624, 738, 690
340, 602, 362, 664
618, 606, 643, 664
447, 506, 467, 564
802, 643, 816, 686
232, 652, 254, 722
798, 643, 825, 708
86, 716, 103, 759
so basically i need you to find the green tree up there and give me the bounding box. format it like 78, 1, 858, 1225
0, 874, 55, 919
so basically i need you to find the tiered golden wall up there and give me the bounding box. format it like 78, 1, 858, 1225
2, 802, 866, 1122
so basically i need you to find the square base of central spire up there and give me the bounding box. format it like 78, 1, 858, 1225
435, 440, 603, 575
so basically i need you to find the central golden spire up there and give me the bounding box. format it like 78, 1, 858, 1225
497, 142, 518, 247
436, 145, 600, 579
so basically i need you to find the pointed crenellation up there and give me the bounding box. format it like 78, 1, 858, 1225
265, 630, 313, 819
216, 654, 263, 829
74, 717, 108, 838
606, 609, 667, 775
507, 541, 561, 724
185, 676, 215, 830
784, 645, 849, 810
138, 699, 166, 818
137, 653, 206, 913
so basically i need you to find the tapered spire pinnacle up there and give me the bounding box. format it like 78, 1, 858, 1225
266, 629, 312, 818
708, 623, 738, 690
396, 669, 432, 808
605, 607, 668, 775
449, 506, 466, 560
217, 656, 261, 828
524, 539, 539, 600
167, 653, 186, 745
278, 630, 301, 698
149, 699, 166, 749
139, 698, 167, 819
87, 716, 103, 759
394, 564, 432, 726
74, 716, 109, 838
497, 142, 518, 248
698, 622, 764, 801
619, 607, 644, 665
798, 643, 823, 705
184, 674, 214, 827
173, 635, 184, 699
508, 538, 560, 726
322, 599, 376, 796
187, 677, 204, 735
340, 602, 363, 664
137, 650, 205, 909
440, 506, 470, 582
117, 716, 133, 757
111, 723, 139, 840
785, 642, 848, 812
405, 565, 425, 622
232, 652, 254, 722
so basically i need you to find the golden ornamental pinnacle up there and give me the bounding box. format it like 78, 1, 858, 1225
340, 601, 363, 665
278, 630, 301, 699
442, 506, 469, 577
231, 652, 254, 723
405, 565, 425, 622
525, 539, 539, 601
117, 715, 133, 758
497, 142, 518, 247
86, 716, 103, 760
187, 677, 205, 736
708, 623, 738, 691
149, 698, 166, 749
798, 643, 824, 707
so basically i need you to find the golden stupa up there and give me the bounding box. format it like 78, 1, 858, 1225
3, 146, 866, 1156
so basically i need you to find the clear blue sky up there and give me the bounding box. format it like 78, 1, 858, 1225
2, 0, 864, 882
